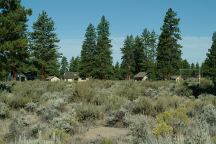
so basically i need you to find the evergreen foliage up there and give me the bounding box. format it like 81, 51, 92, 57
141, 28, 158, 80
113, 62, 122, 80
141, 29, 157, 63
0, 0, 32, 80
157, 8, 182, 80
204, 32, 216, 84
94, 16, 113, 79
133, 36, 146, 74
69, 56, 80, 72
30, 11, 60, 79
121, 35, 135, 80
80, 24, 97, 78
60, 56, 69, 78
180, 59, 191, 77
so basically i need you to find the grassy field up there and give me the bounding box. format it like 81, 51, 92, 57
0, 80, 216, 144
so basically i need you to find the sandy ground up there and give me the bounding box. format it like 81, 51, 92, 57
83, 127, 128, 140
71, 126, 129, 143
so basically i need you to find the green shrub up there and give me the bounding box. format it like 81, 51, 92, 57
184, 118, 213, 144
212, 136, 216, 144
106, 109, 128, 128
40, 128, 71, 144
104, 95, 127, 112
75, 103, 103, 122
51, 113, 79, 134
100, 138, 113, 144
199, 104, 216, 126
46, 81, 67, 92
127, 115, 157, 144
174, 82, 192, 97
25, 102, 37, 112
201, 95, 216, 107
153, 107, 190, 136
0, 92, 32, 109
0, 82, 14, 93
6, 116, 31, 142
152, 121, 173, 137
199, 78, 214, 89
132, 97, 155, 116
72, 83, 96, 102
0, 138, 4, 144
140, 81, 172, 89
116, 81, 140, 101
0, 102, 9, 119
154, 96, 170, 113
198, 104, 216, 137
8, 96, 32, 109
36, 105, 59, 121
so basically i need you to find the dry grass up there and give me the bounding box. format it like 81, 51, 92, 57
0, 80, 215, 144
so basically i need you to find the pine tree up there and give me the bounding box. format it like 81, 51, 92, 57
69, 57, 75, 72
69, 56, 80, 72
204, 32, 216, 83
141, 28, 157, 63
30, 11, 60, 79
191, 63, 195, 69
157, 8, 182, 80
121, 35, 135, 80
0, 0, 31, 80
113, 62, 122, 80
190, 63, 196, 77
141, 28, 158, 80
94, 16, 113, 79
134, 36, 145, 74
195, 62, 200, 69
181, 59, 190, 78
80, 24, 97, 78
60, 56, 69, 78
181, 59, 190, 69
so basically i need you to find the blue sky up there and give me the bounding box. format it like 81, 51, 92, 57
22, 0, 216, 64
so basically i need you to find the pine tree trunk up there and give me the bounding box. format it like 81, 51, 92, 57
13, 70, 16, 81
127, 66, 131, 80
41, 67, 46, 80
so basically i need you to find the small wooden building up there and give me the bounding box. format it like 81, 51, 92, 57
64, 72, 81, 82
134, 72, 148, 81
17, 73, 27, 81
170, 75, 183, 82
46, 76, 60, 82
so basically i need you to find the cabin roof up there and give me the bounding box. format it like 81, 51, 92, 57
134, 72, 148, 78
64, 72, 79, 79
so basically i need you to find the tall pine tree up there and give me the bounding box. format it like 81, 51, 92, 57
80, 24, 97, 78
113, 62, 122, 80
190, 63, 196, 77
204, 32, 216, 83
141, 28, 157, 63
0, 0, 31, 80
30, 11, 60, 79
60, 56, 68, 78
157, 8, 182, 80
121, 35, 135, 80
69, 57, 75, 72
69, 56, 80, 72
94, 16, 113, 79
141, 28, 158, 80
181, 59, 190, 78
134, 36, 145, 74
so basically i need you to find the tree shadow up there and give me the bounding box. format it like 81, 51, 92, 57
188, 84, 216, 97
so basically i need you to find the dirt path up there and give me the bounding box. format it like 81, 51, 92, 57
71, 126, 129, 143
83, 127, 129, 141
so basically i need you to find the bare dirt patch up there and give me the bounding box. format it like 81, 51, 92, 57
83, 127, 128, 140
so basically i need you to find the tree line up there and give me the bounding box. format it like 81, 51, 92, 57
0, 0, 216, 83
